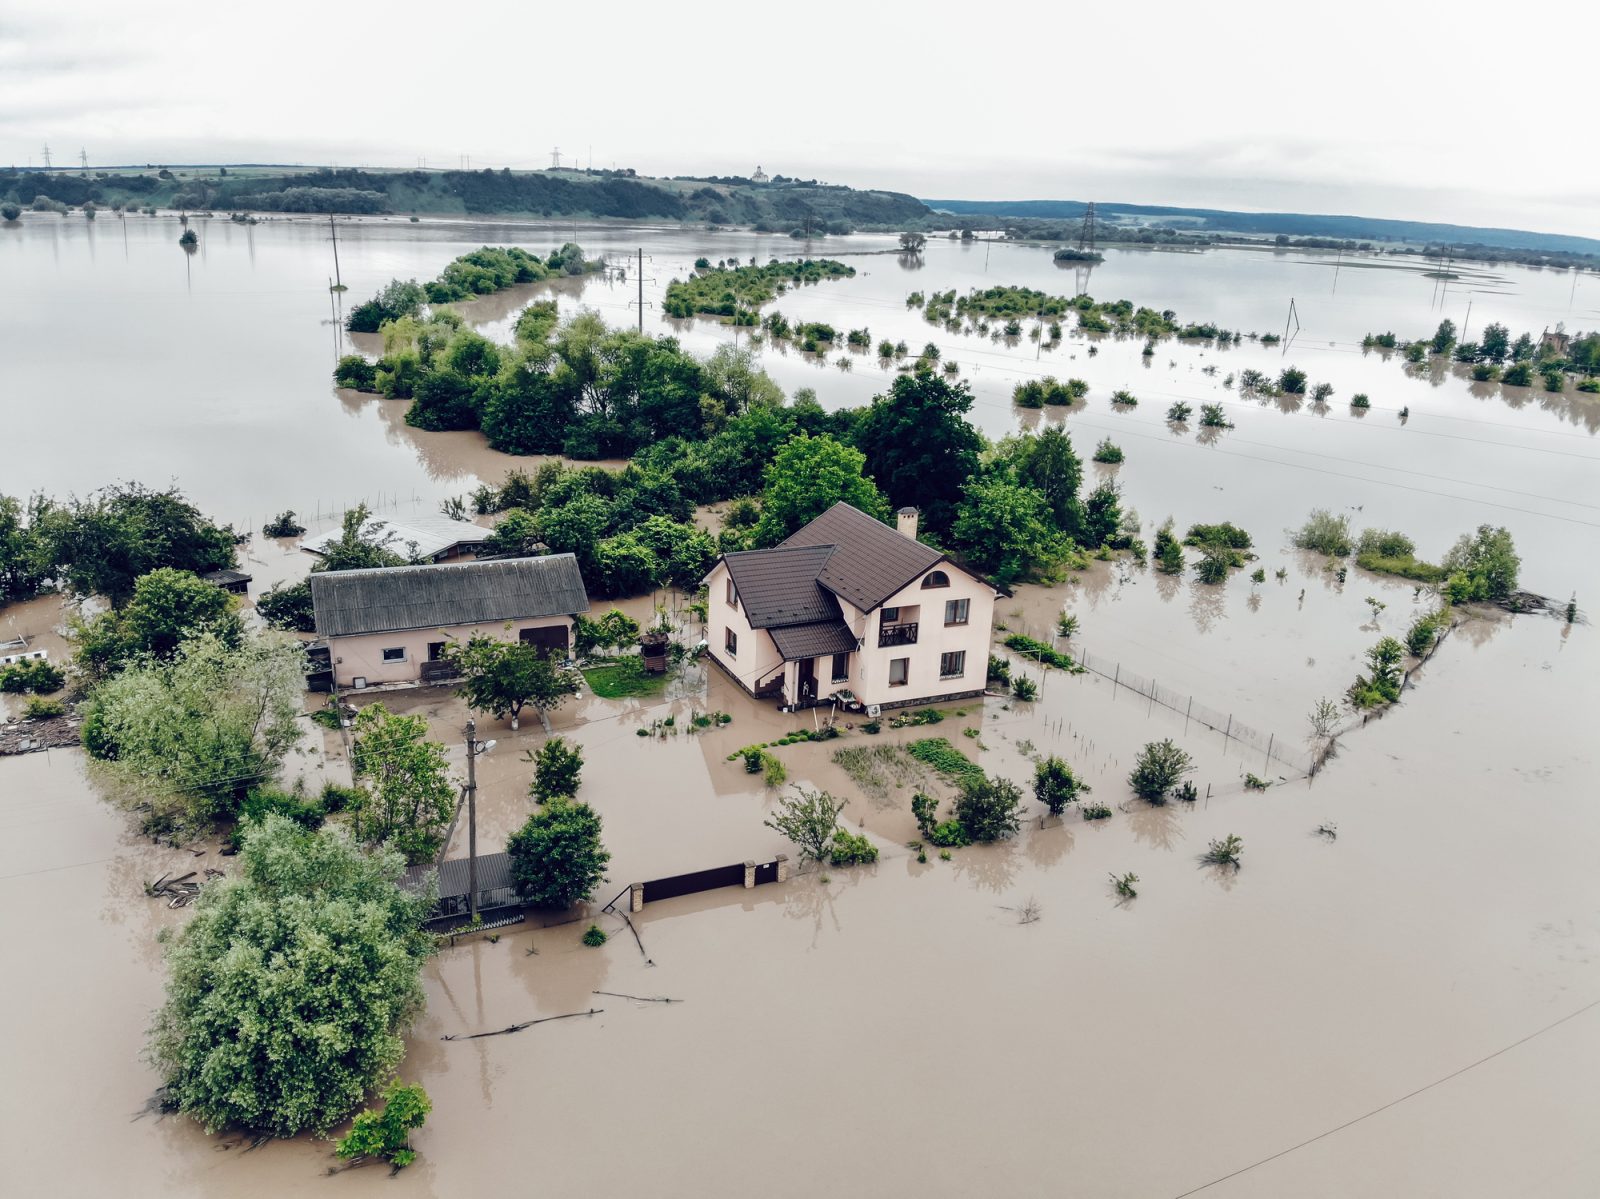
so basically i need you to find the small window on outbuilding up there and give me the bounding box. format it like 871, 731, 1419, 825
381, 647, 406, 663
921, 570, 950, 589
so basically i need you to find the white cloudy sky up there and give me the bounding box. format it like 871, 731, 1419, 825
2, 0, 1593, 237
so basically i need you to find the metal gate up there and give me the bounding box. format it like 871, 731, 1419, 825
639, 863, 746, 904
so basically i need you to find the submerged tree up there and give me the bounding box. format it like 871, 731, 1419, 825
451, 635, 578, 730
507, 798, 611, 908
336, 1082, 432, 1169
1128, 739, 1195, 802
149, 816, 433, 1137
764, 785, 846, 863
349, 704, 456, 864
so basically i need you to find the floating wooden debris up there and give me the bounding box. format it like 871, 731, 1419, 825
144, 869, 214, 907
441, 1008, 603, 1041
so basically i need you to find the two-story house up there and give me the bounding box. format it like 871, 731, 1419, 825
703, 503, 998, 712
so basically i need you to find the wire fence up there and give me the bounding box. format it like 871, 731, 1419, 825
1068, 644, 1320, 777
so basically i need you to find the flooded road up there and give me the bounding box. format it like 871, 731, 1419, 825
3, 212, 1597, 1194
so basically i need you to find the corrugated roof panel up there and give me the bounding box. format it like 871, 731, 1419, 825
309, 556, 590, 638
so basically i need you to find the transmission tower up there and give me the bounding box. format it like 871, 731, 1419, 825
41, 144, 52, 170
79, 147, 88, 170
550, 146, 562, 169
1077, 202, 1097, 253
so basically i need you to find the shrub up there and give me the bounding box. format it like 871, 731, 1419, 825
1166, 401, 1193, 422
953, 776, 1023, 842
1153, 525, 1184, 574
1203, 834, 1244, 867
582, 924, 608, 947
1311, 382, 1334, 403
1351, 393, 1371, 408
911, 791, 940, 838
986, 655, 1011, 686
1502, 362, 1533, 386
1405, 605, 1450, 657
1128, 739, 1194, 801
1277, 367, 1307, 394
335, 1082, 431, 1169
1034, 755, 1088, 816
1194, 549, 1231, 584
764, 785, 845, 862
0, 202, 20, 222
1357, 528, 1414, 558
1011, 675, 1039, 701
506, 799, 610, 908
1542, 369, 1565, 392
762, 752, 787, 787
928, 819, 970, 847
1002, 633, 1075, 670
742, 747, 764, 774
333, 355, 377, 391
1292, 509, 1353, 556
1348, 636, 1404, 708
529, 736, 583, 803
1111, 871, 1139, 898
24, 696, 65, 719
1472, 363, 1501, 382
1441, 525, 1519, 602
1185, 522, 1252, 550
829, 828, 879, 866
1174, 780, 1198, 803
1093, 438, 1124, 464
0, 658, 66, 693
1198, 403, 1232, 428
1244, 773, 1270, 790
1081, 802, 1112, 821
1110, 390, 1138, 407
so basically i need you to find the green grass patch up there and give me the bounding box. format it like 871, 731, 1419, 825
582, 659, 669, 699
1002, 633, 1080, 672
1355, 551, 1448, 584
907, 738, 987, 787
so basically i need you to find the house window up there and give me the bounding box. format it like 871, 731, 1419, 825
944, 598, 970, 626
831, 652, 850, 682
921, 570, 950, 589
381, 647, 407, 663
427, 641, 446, 662
940, 650, 967, 679
888, 657, 909, 687
725, 628, 738, 657
881, 606, 900, 624
726, 578, 738, 610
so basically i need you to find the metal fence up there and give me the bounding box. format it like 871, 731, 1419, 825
1067, 644, 1318, 776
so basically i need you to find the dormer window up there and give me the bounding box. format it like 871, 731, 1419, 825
921, 570, 950, 589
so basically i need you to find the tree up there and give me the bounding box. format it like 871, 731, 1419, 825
0, 492, 54, 605
149, 816, 433, 1137
1034, 756, 1089, 816
1128, 739, 1194, 801
311, 504, 408, 573
702, 343, 783, 417
764, 785, 845, 862
1081, 481, 1123, 547
1349, 636, 1404, 708
506, 798, 610, 908
1153, 524, 1184, 574
453, 636, 579, 729
953, 776, 1023, 842
483, 507, 542, 556
752, 433, 889, 546
336, 1082, 432, 1169
40, 482, 235, 607
951, 475, 1063, 585
899, 231, 927, 254
72, 567, 242, 678
0, 202, 21, 222
529, 735, 583, 803
349, 704, 456, 864
83, 632, 305, 829
1430, 319, 1457, 355
853, 372, 984, 533
1277, 367, 1307, 394
256, 579, 315, 633
1480, 322, 1510, 363
998, 426, 1083, 532
1441, 525, 1519, 602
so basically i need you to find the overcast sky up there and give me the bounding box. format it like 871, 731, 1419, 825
3, 0, 1592, 237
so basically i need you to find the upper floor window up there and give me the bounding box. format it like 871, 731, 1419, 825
725, 628, 738, 657
725, 578, 738, 610
944, 598, 970, 626
881, 606, 900, 624
921, 570, 950, 589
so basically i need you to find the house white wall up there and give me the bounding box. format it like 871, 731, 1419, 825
703, 560, 784, 697
853, 566, 994, 708
329, 616, 574, 688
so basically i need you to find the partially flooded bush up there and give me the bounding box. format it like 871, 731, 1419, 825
953, 776, 1023, 842
1203, 834, 1244, 868
828, 828, 879, 867
1292, 509, 1353, 557
1128, 739, 1194, 802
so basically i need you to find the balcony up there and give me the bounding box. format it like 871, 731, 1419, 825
878, 621, 919, 648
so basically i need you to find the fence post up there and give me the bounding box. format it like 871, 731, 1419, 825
743, 861, 756, 889
629, 883, 644, 913
1265, 733, 1274, 771
775, 854, 789, 883
1113, 663, 1120, 689
1224, 714, 1232, 743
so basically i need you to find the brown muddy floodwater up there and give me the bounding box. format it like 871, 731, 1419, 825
3, 213, 1598, 1194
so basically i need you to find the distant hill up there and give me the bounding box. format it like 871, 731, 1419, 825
0, 165, 930, 229
922, 198, 1600, 257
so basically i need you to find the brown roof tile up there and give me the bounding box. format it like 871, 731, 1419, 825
780, 503, 944, 612
723, 545, 840, 628
770, 620, 859, 661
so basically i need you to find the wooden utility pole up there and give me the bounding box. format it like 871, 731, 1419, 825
465, 717, 479, 922
637, 247, 644, 332
328, 214, 342, 290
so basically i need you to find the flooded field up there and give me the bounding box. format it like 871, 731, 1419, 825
3, 213, 1597, 1194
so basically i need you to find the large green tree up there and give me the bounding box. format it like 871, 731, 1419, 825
39, 482, 236, 606
951, 475, 1064, 585
0, 493, 54, 606
752, 433, 889, 546
149, 816, 433, 1137
349, 703, 456, 863
450, 636, 579, 730
72, 567, 242, 679
852, 371, 984, 534
506, 798, 610, 908
998, 427, 1084, 535
312, 504, 409, 573
83, 632, 305, 828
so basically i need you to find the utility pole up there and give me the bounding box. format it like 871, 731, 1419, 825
1461, 297, 1473, 344
41, 144, 51, 170
79, 147, 88, 171
638, 247, 644, 332
1077, 202, 1097, 253
465, 718, 479, 922
328, 214, 342, 289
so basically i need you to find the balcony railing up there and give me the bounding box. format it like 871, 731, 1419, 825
878, 621, 919, 648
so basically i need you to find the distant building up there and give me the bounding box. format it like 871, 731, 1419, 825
1540, 328, 1571, 359
308, 556, 590, 688
201, 569, 253, 595
300, 514, 491, 565
751, 165, 769, 184
702, 503, 999, 712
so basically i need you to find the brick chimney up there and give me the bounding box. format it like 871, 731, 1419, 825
896, 506, 919, 540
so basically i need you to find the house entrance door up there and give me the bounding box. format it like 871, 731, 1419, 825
798, 657, 817, 703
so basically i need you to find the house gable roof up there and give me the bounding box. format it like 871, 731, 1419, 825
309, 555, 590, 639
779, 503, 945, 612
723, 545, 841, 628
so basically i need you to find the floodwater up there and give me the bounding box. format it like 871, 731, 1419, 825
3, 212, 1598, 1194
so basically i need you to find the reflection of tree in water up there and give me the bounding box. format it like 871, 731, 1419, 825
1452, 611, 1506, 650
781, 868, 863, 947
1272, 393, 1304, 416
1195, 425, 1224, 447
1201, 862, 1241, 893
1125, 802, 1187, 853
1153, 571, 1183, 604
1246, 591, 1263, 614
1024, 819, 1074, 869
950, 840, 1022, 894
1187, 578, 1226, 633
